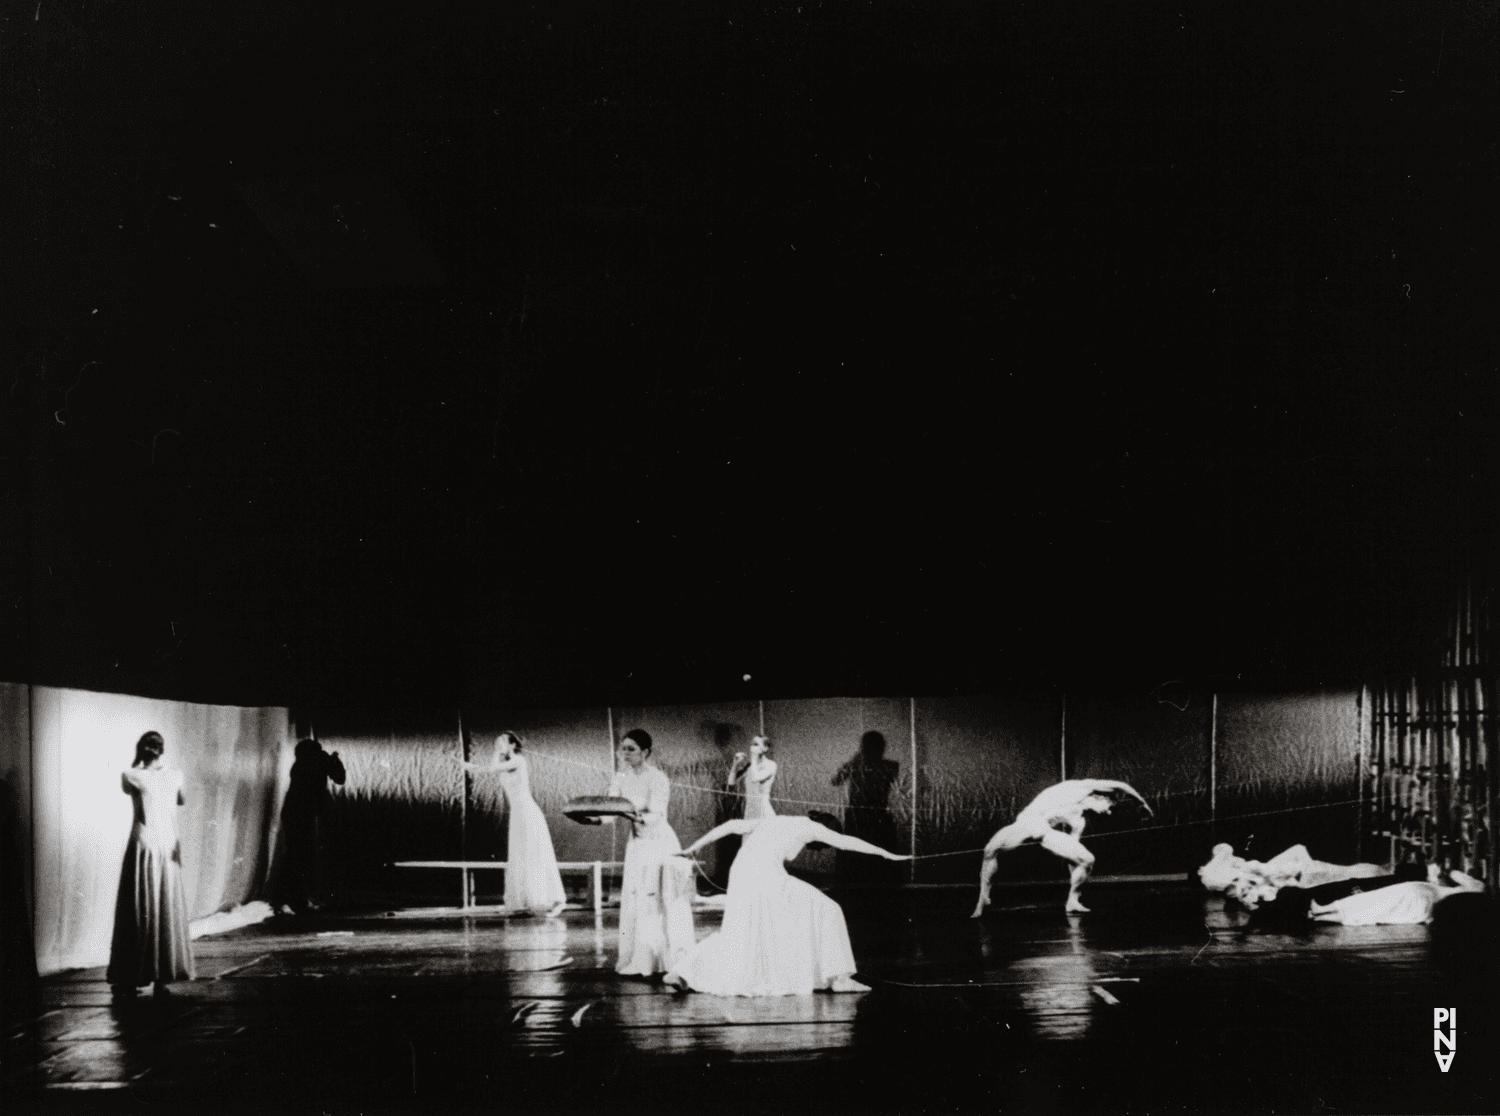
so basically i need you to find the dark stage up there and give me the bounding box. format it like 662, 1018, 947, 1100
8, 4, 1500, 1114
7, 881, 1497, 1114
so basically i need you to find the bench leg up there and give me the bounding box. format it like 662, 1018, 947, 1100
593, 861, 602, 916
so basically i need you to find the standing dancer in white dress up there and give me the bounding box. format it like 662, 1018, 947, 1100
971, 778, 1153, 917
588, 729, 695, 976
462, 732, 566, 916
665, 815, 910, 996
107, 732, 195, 997
727, 735, 778, 820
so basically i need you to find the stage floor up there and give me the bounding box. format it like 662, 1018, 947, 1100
6, 882, 1497, 1114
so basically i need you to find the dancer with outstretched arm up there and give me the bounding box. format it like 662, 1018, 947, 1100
972, 779, 1153, 917
665, 814, 910, 996
461, 732, 567, 916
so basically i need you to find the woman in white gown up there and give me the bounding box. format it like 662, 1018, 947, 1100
665, 815, 910, 996
592, 729, 695, 976
463, 732, 566, 916
727, 735, 777, 820
1310, 865, 1485, 925
107, 731, 195, 996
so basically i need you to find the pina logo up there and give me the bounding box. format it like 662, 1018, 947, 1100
1433, 1008, 1456, 1072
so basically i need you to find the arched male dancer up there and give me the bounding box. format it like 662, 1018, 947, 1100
971, 779, 1153, 917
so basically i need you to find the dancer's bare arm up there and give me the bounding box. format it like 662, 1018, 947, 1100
1087, 780, 1153, 815
461, 757, 521, 774
726, 753, 749, 787
675, 820, 759, 856
807, 822, 909, 861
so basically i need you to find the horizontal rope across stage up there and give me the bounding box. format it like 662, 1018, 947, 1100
669, 797, 1367, 867
516, 745, 1342, 820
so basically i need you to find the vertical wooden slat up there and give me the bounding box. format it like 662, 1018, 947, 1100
909, 697, 918, 884
457, 709, 471, 907
1485, 671, 1498, 890
1059, 692, 1067, 783
1208, 692, 1218, 825
605, 707, 617, 868
1356, 685, 1367, 862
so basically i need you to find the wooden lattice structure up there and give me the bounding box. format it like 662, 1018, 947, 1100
1360, 585, 1498, 887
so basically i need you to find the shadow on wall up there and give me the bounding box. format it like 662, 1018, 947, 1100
832, 731, 901, 883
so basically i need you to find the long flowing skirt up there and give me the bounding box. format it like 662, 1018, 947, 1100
670, 863, 857, 996
106, 831, 194, 987
505, 794, 567, 913
1311, 881, 1442, 925
616, 825, 696, 975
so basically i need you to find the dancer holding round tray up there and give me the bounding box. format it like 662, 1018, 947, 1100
574, 729, 696, 976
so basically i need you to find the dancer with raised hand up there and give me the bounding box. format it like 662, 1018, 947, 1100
107, 731, 195, 997
462, 732, 567, 916
971, 778, 1153, 917
665, 814, 910, 996
727, 734, 778, 820
583, 729, 695, 976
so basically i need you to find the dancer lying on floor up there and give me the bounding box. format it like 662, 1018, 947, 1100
1198, 842, 1387, 910
1309, 864, 1485, 926
663, 815, 910, 996
972, 779, 1153, 917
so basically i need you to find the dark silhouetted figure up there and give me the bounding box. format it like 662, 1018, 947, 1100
832, 731, 901, 883
0, 773, 37, 1024
273, 739, 346, 914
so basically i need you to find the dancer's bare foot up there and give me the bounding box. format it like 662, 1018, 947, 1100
829, 975, 871, 993
662, 971, 688, 992
547, 902, 567, 917
1064, 901, 1090, 914
970, 896, 990, 919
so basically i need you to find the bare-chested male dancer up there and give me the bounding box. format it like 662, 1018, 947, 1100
971, 779, 1153, 917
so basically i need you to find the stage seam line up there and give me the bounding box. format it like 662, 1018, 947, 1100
212, 954, 271, 980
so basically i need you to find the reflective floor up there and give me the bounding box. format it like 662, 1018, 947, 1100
5, 882, 1498, 1114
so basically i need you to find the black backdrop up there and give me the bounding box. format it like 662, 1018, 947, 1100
6, 2, 1497, 713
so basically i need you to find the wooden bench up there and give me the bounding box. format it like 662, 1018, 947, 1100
391, 860, 626, 914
